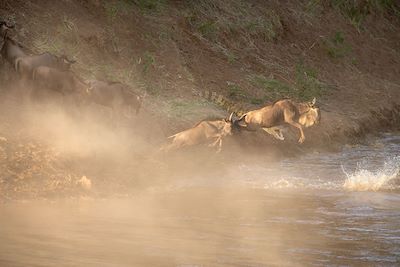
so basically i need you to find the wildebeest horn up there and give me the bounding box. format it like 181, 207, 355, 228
66, 58, 76, 63
61, 54, 76, 64
311, 97, 316, 106
228, 112, 234, 122
0, 21, 13, 28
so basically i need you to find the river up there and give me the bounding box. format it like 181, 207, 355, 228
1, 133, 399, 266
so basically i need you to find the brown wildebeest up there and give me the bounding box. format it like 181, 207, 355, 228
16, 52, 76, 80
87, 80, 144, 119
32, 66, 90, 106
235, 98, 320, 143
161, 113, 235, 153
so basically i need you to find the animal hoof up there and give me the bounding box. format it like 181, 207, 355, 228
298, 138, 305, 144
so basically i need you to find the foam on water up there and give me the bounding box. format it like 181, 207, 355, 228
343, 156, 400, 191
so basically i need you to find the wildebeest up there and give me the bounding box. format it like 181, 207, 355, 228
86, 80, 144, 119
0, 21, 13, 39
32, 66, 91, 105
235, 98, 320, 143
161, 113, 235, 153
0, 35, 26, 67
16, 52, 76, 80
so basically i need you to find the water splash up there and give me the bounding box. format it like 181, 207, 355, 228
343, 157, 400, 191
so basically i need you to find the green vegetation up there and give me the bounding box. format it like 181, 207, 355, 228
133, 0, 166, 13
167, 99, 210, 118
198, 20, 218, 39
248, 62, 330, 101
306, 0, 322, 13
295, 61, 329, 100
244, 13, 282, 41
144, 84, 161, 95
142, 51, 155, 73
249, 74, 292, 99
332, 0, 400, 31
226, 52, 237, 63
104, 0, 133, 21
33, 16, 80, 55
250, 98, 264, 105
227, 82, 246, 99
324, 31, 352, 59
185, 0, 283, 43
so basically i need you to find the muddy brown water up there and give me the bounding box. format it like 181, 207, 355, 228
0, 133, 399, 266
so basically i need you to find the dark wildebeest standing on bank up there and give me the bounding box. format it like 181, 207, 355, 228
32, 66, 91, 106
86, 80, 144, 121
0, 26, 27, 87
236, 98, 320, 143
15, 52, 76, 81
0, 33, 26, 69
0, 20, 13, 39
161, 113, 235, 153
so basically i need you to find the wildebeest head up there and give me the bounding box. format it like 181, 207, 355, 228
134, 92, 146, 114
299, 97, 321, 127
0, 21, 14, 39
58, 54, 76, 71
222, 112, 235, 136
125, 90, 146, 115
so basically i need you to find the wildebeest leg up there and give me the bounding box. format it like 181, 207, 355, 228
209, 136, 221, 147
284, 109, 305, 143
217, 137, 223, 153
262, 127, 284, 141
209, 136, 223, 153
286, 119, 305, 143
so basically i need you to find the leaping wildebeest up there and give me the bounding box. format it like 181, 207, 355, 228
235, 98, 320, 143
15, 52, 76, 80
161, 113, 235, 153
86, 80, 144, 119
32, 66, 91, 106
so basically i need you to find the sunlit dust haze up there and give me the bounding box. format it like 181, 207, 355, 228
1, 0, 400, 266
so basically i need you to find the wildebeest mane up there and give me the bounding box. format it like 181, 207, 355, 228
192, 116, 225, 128
104, 80, 122, 86
271, 97, 290, 105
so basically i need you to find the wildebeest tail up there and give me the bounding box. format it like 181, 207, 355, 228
14, 57, 22, 73
32, 68, 38, 81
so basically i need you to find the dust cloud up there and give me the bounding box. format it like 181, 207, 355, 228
0, 81, 275, 198
2, 83, 399, 266
0, 85, 313, 266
